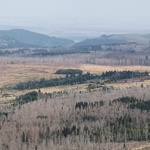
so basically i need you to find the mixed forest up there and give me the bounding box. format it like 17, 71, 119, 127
1, 31, 150, 150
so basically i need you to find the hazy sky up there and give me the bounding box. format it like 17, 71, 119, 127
0, 0, 150, 36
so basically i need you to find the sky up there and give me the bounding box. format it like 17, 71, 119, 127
0, 0, 150, 38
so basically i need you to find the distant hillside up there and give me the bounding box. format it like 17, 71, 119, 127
0, 29, 74, 48
74, 34, 150, 47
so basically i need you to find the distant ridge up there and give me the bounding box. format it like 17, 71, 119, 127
74, 34, 150, 47
0, 29, 74, 48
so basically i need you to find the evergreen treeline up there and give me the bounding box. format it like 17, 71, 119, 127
14, 70, 148, 90
55, 69, 83, 76
20, 95, 149, 143
75, 96, 150, 112
72, 96, 150, 142
114, 96, 150, 111
101, 70, 148, 81
1, 87, 150, 149
15, 91, 38, 105
14, 72, 95, 90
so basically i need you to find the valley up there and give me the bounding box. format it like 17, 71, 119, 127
1, 31, 150, 150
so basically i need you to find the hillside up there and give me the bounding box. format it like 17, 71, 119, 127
0, 29, 74, 48
74, 34, 150, 47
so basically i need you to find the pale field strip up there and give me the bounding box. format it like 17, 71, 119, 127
1, 64, 150, 88
0, 83, 87, 103
129, 143, 150, 150
79, 64, 150, 74
0, 64, 64, 88
107, 79, 150, 89
1, 64, 150, 103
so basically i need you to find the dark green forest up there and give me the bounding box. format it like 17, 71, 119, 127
14, 70, 148, 90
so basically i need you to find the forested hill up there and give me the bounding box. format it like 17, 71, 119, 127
0, 29, 74, 48
74, 34, 150, 47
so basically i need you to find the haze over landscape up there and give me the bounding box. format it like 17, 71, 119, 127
0, 0, 150, 40
1, 1, 150, 150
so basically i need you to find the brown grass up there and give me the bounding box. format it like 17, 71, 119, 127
106, 79, 150, 89
0, 64, 65, 88
79, 64, 150, 74
0, 83, 88, 103
1, 63, 150, 88
1, 63, 150, 103
129, 143, 150, 150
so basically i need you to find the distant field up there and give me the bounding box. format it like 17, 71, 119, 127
1, 64, 150, 88
130, 143, 150, 150
1, 62, 150, 149
1, 63, 150, 102
79, 64, 150, 74
0, 64, 64, 88
107, 78, 150, 89
0, 84, 87, 103
0, 63, 87, 102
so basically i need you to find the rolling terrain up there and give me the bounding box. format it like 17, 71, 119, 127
0, 29, 74, 48
1, 32, 150, 149
74, 34, 150, 47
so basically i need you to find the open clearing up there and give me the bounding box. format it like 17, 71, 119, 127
0, 83, 87, 104
1, 64, 150, 88
1, 63, 150, 149
1, 63, 150, 102
0, 64, 64, 88
79, 64, 150, 74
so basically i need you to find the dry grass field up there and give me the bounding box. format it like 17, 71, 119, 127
129, 143, 150, 150
0, 64, 64, 88
106, 77, 150, 89
1, 63, 150, 88
0, 84, 87, 104
1, 61, 150, 149
0, 63, 90, 102
1, 63, 150, 103
79, 64, 150, 74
